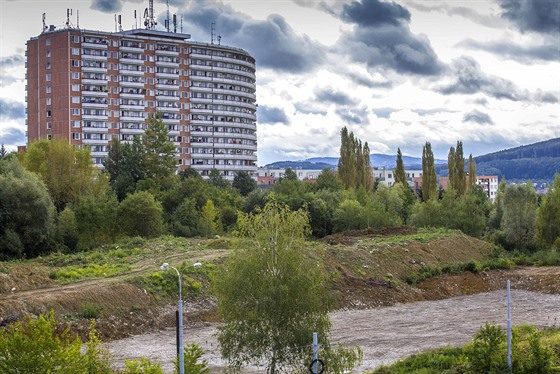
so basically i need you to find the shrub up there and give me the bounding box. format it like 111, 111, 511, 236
123, 357, 164, 374
78, 303, 103, 319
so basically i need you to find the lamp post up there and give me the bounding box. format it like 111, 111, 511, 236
161, 262, 202, 374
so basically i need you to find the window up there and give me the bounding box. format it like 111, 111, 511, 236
72, 108, 80, 115
46, 122, 52, 129
71, 84, 80, 91
72, 133, 81, 140
46, 110, 52, 117
73, 36, 80, 43
72, 48, 80, 55
113, 99, 118, 105
113, 40, 118, 47
47, 134, 52, 140
149, 67, 154, 73
113, 123, 118, 129
113, 52, 118, 59
46, 86, 52, 94
46, 50, 51, 57
46, 62, 51, 69
46, 98, 52, 105
72, 72, 80, 79
46, 38, 52, 46
46, 74, 51, 81
113, 110, 119, 117
72, 121, 81, 128
71, 96, 80, 104
149, 44, 154, 50
113, 75, 118, 82
71, 60, 80, 67
150, 101, 155, 107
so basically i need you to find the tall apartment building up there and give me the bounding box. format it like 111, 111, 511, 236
26, 25, 257, 179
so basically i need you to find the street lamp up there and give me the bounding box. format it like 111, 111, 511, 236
160, 262, 202, 374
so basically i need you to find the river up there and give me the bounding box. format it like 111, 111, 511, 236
107, 289, 560, 372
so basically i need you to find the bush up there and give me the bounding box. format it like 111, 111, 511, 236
0, 311, 111, 373
78, 303, 103, 319
118, 191, 164, 238
123, 357, 164, 374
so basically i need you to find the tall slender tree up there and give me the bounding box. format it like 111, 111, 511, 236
142, 113, 177, 182
468, 154, 477, 189
448, 141, 466, 195
363, 142, 373, 191
422, 142, 437, 201
356, 139, 365, 190
394, 148, 407, 186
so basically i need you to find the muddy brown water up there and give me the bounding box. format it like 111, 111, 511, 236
107, 290, 560, 373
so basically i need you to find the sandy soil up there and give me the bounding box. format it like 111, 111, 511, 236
107, 289, 560, 373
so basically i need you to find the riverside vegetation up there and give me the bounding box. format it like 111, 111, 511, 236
1, 125, 559, 372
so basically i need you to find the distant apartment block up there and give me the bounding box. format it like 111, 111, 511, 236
255, 167, 324, 186
373, 168, 423, 187
26, 22, 257, 179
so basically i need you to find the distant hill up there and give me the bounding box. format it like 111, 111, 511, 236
264, 138, 560, 182
473, 138, 560, 182
266, 154, 445, 170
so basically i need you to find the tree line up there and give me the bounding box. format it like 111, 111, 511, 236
1, 123, 559, 260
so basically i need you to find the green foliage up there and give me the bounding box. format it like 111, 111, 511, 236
19, 138, 100, 211
393, 148, 407, 186
123, 357, 164, 374
57, 206, 79, 251
0, 158, 56, 259
214, 202, 339, 373
370, 324, 560, 374
333, 199, 367, 232
118, 191, 164, 238
198, 199, 221, 238
103, 137, 146, 201
208, 168, 230, 189
0, 311, 111, 374
74, 191, 119, 250
77, 303, 104, 319
142, 113, 178, 183
315, 167, 342, 191
232, 170, 257, 196
448, 141, 467, 197
49, 263, 130, 281
175, 343, 210, 374
172, 198, 200, 237
535, 174, 560, 248
422, 142, 438, 202
501, 182, 538, 250
338, 127, 372, 190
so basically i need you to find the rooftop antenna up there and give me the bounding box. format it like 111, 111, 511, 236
173, 14, 177, 33
217, 35, 221, 45
180, 15, 183, 33
76, 10, 79, 28
42, 13, 48, 33
118, 14, 122, 32
134, 10, 137, 29
166, 0, 170, 32
211, 22, 215, 44
66, 8, 73, 28
143, 0, 157, 30
114, 14, 118, 32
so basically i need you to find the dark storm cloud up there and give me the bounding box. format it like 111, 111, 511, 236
333, 0, 443, 76
91, 0, 123, 12
0, 54, 24, 87
0, 126, 26, 146
463, 110, 494, 125
180, 2, 325, 73
0, 55, 24, 68
501, 0, 560, 34
336, 107, 369, 125
459, 38, 559, 63
315, 88, 354, 106
258, 106, 289, 125
341, 0, 411, 27
0, 98, 25, 119
438, 56, 528, 101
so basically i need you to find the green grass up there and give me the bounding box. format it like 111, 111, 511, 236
49, 263, 131, 281
369, 228, 454, 246
77, 303, 103, 319
369, 325, 560, 374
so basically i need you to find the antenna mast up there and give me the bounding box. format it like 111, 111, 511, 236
76, 10, 79, 28
211, 22, 215, 44
42, 13, 48, 33
166, 0, 170, 32
173, 14, 177, 33
144, 0, 157, 30
66, 8, 73, 28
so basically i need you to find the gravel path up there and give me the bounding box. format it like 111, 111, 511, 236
107, 289, 560, 373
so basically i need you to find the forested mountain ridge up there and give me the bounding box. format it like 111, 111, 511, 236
265, 138, 560, 182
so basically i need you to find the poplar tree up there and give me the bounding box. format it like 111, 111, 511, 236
356, 139, 365, 190
363, 142, 373, 190
142, 113, 177, 183
394, 148, 407, 186
468, 154, 477, 189
421, 142, 437, 201
448, 141, 466, 196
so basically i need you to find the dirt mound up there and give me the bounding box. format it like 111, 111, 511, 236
320, 226, 418, 245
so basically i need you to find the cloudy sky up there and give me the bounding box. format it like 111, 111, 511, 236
1, 0, 559, 164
